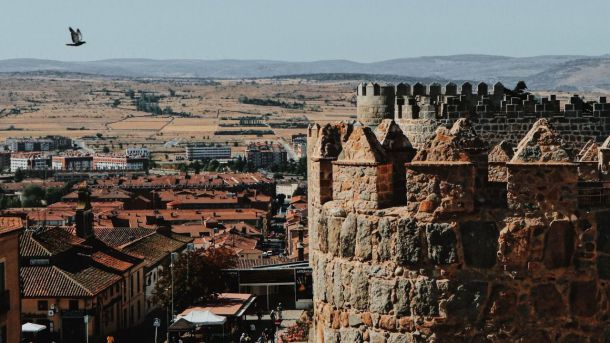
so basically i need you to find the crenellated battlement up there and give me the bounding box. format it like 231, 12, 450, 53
309, 118, 607, 215
354, 81, 610, 150
309, 116, 610, 342
357, 81, 610, 126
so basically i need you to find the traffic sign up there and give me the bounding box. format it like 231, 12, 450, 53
153, 318, 161, 327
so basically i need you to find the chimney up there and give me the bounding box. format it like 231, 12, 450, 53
156, 214, 171, 236
75, 187, 94, 239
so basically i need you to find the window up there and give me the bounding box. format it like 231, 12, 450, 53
69, 300, 79, 311
136, 270, 140, 293
37, 300, 48, 311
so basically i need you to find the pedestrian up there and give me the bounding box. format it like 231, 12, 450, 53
107, 336, 115, 343
240, 332, 247, 343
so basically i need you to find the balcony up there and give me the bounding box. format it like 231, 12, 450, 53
0, 290, 10, 313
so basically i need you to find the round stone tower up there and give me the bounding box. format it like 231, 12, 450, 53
309, 118, 610, 343
357, 83, 395, 127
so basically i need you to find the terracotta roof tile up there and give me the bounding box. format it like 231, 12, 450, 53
93, 227, 156, 248
0, 216, 23, 235
21, 265, 121, 298
121, 233, 189, 267
91, 251, 134, 272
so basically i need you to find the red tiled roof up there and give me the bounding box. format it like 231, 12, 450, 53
63, 187, 132, 201
21, 265, 121, 298
20, 227, 85, 257
121, 233, 190, 267
91, 251, 134, 272
93, 227, 156, 248
0, 216, 23, 235
93, 172, 273, 189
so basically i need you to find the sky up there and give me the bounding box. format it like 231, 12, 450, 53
2, 0, 609, 62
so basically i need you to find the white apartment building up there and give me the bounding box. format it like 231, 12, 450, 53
185, 144, 231, 160
10, 153, 50, 172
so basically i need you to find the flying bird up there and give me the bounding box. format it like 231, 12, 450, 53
66, 27, 86, 46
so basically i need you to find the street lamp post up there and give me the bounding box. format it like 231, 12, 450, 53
171, 252, 178, 321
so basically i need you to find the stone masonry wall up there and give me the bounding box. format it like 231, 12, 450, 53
309, 118, 610, 343
397, 117, 610, 150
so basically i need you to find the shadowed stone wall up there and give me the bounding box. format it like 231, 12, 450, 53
309, 117, 610, 342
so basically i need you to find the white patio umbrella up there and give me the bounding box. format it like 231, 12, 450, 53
178, 310, 226, 325
178, 310, 227, 338
22, 322, 46, 333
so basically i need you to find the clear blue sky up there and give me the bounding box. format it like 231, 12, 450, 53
2, 0, 608, 62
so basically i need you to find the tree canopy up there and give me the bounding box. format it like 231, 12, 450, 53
152, 247, 238, 314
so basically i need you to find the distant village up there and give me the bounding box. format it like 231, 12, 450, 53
0, 133, 310, 343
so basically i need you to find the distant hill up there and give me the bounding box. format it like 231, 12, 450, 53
2, 55, 610, 90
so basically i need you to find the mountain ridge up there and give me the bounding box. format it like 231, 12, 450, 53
1, 55, 610, 90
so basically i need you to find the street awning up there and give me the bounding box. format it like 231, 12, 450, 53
22, 322, 46, 333
178, 310, 227, 326
168, 318, 195, 332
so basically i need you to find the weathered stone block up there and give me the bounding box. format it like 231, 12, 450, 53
542, 220, 575, 269
317, 214, 328, 253
369, 331, 388, 343
348, 314, 363, 327
396, 218, 421, 265
425, 223, 458, 265
388, 333, 412, 343
486, 285, 517, 321
445, 281, 488, 320
332, 261, 344, 308
569, 281, 598, 317
411, 278, 439, 316
596, 210, 610, 254
460, 221, 499, 268
394, 279, 411, 316
351, 265, 369, 311
378, 217, 393, 261
327, 215, 344, 256
340, 213, 357, 258
530, 283, 565, 319
324, 328, 340, 343
340, 328, 363, 343
355, 217, 373, 260
314, 254, 327, 302
597, 255, 610, 280
369, 279, 394, 314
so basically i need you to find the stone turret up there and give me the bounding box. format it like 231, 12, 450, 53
332, 125, 393, 210
356, 83, 395, 126
406, 118, 487, 214
507, 119, 577, 214
488, 140, 514, 182
375, 120, 415, 205
577, 139, 600, 181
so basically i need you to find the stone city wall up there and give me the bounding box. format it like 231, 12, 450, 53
308, 117, 610, 342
